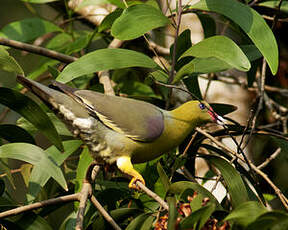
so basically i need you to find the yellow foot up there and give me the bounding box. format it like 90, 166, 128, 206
116, 156, 145, 190
128, 176, 145, 190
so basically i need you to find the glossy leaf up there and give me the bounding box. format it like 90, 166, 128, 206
75, 147, 93, 193
15, 212, 53, 230
210, 103, 238, 116
183, 77, 203, 100
126, 213, 151, 230
0, 46, 24, 74
180, 36, 251, 71
111, 4, 169, 40
259, 1, 288, 13
191, 0, 278, 75
0, 87, 63, 151
17, 113, 72, 137
174, 57, 233, 83
57, 48, 157, 83
0, 18, 62, 42
224, 201, 267, 227
167, 196, 178, 230
157, 162, 170, 192
204, 155, 249, 207
246, 211, 288, 230
170, 29, 192, 62
27, 140, 82, 202
0, 143, 67, 191
180, 204, 216, 230
0, 124, 35, 144
168, 181, 220, 207
98, 8, 123, 32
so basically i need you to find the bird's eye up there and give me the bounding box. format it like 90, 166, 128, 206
199, 103, 206, 110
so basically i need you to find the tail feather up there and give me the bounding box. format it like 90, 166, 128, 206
17, 75, 90, 118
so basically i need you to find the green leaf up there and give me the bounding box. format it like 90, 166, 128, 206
259, 1, 288, 13
27, 140, 82, 203
183, 76, 203, 100
17, 113, 72, 137
224, 201, 267, 227
0, 18, 62, 42
246, 211, 288, 230
167, 196, 178, 230
126, 213, 151, 230
203, 155, 249, 207
0, 87, 63, 151
0, 46, 24, 74
197, 13, 216, 38
74, 147, 93, 193
180, 36, 251, 71
0, 124, 35, 144
157, 162, 170, 192
111, 4, 169, 40
57, 48, 157, 83
0, 143, 67, 191
210, 103, 238, 116
241, 45, 262, 62
15, 212, 53, 230
174, 57, 232, 83
180, 204, 216, 230
170, 29, 192, 61
168, 181, 220, 207
99, 8, 123, 32
140, 215, 155, 230
190, 0, 278, 75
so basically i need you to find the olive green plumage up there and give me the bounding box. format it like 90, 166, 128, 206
17, 75, 218, 188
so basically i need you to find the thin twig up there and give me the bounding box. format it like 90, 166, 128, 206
168, 0, 183, 84
75, 183, 92, 230
97, 38, 122, 96
0, 193, 79, 218
90, 195, 122, 230
0, 168, 22, 178
136, 181, 169, 210
76, 164, 101, 230
0, 37, 77, 63
257, 148, 281, 170
196, 127, 288, 210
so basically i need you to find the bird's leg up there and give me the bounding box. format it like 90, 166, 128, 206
116, 156, 145, 189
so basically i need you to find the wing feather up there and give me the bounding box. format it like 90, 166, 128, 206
74, 90, 164, 142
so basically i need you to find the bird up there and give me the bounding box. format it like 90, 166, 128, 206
17, 75, 224, 189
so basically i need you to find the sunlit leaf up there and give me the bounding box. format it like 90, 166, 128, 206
0, 87, 63, 151
27, 140, 82, 203
0, 46, 24, 74
0, 143, 67, 191
225, 201, 267, 227
0, 18, 62, 42
57, 48, 157, 83
203, 155, 249, 207
111, 4, 169, 40
190, 0, 278, 74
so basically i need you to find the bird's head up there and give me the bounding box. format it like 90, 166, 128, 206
173, 100, 226, 126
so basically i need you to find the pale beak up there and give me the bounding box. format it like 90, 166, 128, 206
208, 109, 227, 126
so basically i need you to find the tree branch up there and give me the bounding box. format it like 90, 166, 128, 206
195, 127, 288, 210
0, 37, 77, 63
0, 193, 79, 218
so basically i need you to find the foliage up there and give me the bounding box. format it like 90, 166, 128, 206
0, 0, 288, 229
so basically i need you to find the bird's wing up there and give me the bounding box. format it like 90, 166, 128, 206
74, 90, 164, 142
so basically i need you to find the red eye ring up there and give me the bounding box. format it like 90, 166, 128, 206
199, 103, 206, 110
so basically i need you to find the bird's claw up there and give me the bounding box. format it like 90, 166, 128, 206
129, 177, 145, 190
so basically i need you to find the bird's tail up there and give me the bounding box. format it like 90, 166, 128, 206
17, 75, 90, 118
